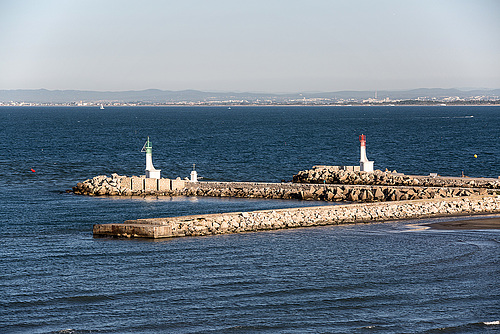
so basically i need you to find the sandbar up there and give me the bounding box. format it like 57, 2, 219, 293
426, 217, 500, 230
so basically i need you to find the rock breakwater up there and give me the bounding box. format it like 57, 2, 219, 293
73, 175, 492, 202
93, 195, 500, 238
183, 181, 490, 202
293, 166, 500, 188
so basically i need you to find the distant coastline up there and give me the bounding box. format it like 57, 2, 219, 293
1, 88, 499, 107
1, 100, 500, 107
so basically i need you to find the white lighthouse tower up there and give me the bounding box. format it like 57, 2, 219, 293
141, 137, 161, 179
359, 134, 374, 172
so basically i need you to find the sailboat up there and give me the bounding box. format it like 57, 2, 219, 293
100, 104, 105, 110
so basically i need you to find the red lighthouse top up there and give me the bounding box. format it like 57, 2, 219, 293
359, 134, 366, 145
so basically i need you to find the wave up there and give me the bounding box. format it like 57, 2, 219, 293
426, 320, 500, 332
436, 115, 474, 119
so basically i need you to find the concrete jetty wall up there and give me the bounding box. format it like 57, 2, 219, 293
73, 174, 494, 202
93, 195, 500, 238
72, 174, 186, 196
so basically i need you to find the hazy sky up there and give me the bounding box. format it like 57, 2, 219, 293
1, 0, 499, 92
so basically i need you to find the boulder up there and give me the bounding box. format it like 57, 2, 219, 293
374, 188, 385, 201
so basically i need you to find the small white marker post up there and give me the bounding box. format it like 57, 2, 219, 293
190, 164, 198, 182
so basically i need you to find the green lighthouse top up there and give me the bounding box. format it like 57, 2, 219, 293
141, 136, 153, 154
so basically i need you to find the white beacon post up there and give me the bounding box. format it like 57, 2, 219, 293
190, 164, 198, 182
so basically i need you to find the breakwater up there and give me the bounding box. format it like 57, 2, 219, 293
293, 165, 500, 188
93, 195, 500, 238
73, 174, 494, 202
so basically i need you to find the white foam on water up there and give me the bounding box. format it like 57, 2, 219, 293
360, 325, 376, 329
400, 223, 431, 232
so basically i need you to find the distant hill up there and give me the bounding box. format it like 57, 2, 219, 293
0, 88, 499, 103
0, 89, 279, 103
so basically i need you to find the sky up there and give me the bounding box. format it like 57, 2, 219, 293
1, 0, 499, 93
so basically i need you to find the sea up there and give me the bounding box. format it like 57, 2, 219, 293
0, 105, 499, 333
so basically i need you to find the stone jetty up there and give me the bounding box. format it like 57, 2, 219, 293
73, 173, 496, 203
293, 165, 500, 189
93, 195, 500, 238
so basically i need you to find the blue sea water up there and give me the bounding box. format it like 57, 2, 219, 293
0, 106, 499, 333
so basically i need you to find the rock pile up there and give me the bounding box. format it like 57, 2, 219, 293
293, 166, 500, 188
73, 174, 129, 196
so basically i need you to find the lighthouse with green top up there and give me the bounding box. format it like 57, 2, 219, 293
141, 137, 161, 179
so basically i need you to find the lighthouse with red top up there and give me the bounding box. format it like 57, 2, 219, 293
359, 134, 374, 172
